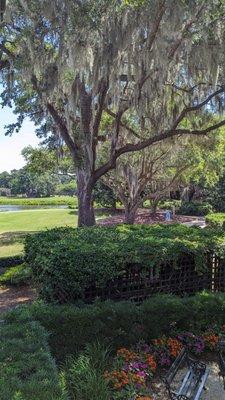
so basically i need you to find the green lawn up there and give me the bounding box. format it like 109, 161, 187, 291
0, 209, 78, 258
0, 196, 77, 206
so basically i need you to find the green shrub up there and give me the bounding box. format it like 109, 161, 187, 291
25, 225, 225, 303
205, 213, 225, 229
0, 318, 65, 400
0, 263, 32, 286
158, 199, 182, 210
0, 254, 24, 269
6, 292, 225, 363
177, 201, 213, 216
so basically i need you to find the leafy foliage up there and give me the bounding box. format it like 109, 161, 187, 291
7, 292, 225, 363
206, 174, 225, 212
93, 181, 117, 209
66, 343, 111, 400
206, 213, 225, 229
177, 201, 213, 216
0, 263, 32, 286
25, 225, 225, 303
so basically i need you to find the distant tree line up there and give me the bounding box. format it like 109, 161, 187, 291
0, 168, 76, 198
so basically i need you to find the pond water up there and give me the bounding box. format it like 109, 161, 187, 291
0, 205, 68, 212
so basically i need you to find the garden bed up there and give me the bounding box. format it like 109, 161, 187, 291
4, 292, 225, 400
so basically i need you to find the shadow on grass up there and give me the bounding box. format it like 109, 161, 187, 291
0, 231, 38, 245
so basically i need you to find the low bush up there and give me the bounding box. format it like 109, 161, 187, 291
0, 263, 32, 286
206, 213, 225, 229
177, 201, 213, 216
7, 292, 225, 363
158, 199, 181, 210
0, 318, 65, 400
25, 225, 225, 303
0, 254, 24, 269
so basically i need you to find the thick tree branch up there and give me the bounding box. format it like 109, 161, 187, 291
93, 118, 225, 183
168, 4, 205, 59
93, 79, 109, 139
147, 0, 166, 50
172, 87, 225, 129
105, 108, 141, 139
47, 103, 78, 159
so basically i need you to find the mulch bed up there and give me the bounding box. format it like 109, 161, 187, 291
0, 285, 37, 314
98, 210, 203, 226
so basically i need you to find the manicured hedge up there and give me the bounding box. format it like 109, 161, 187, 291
7, 292, 225, 363
0, 318, 65, 400
25, 224, 225, 303
0, 254, 24, 269
206, 213, 225, 229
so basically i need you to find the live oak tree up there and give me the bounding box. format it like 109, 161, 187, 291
1, 0, 225, 226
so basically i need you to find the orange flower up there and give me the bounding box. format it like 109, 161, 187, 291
203, 333, 219, 350
167, 338, 183, 358
117, 348, 138, 362
146, 354, 157, 371
104, 369, 130, 389
136, 397, 153, 400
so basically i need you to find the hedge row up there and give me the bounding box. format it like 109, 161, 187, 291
25, 224, 225, 303
206, 213, 225, 229
0, 318, 65, 400
6, 292, 225, 363
0, 254, 24, 269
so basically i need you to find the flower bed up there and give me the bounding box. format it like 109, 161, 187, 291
105, 327, 223, 400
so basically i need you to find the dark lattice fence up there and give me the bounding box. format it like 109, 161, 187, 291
84, 252, 225, 303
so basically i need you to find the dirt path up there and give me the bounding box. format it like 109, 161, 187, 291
0, 286, 37, 314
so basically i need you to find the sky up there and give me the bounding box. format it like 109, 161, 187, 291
0, 106, 40, 173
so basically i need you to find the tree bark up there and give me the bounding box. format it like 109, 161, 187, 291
124, 204, 138, 224
150, 199, 159, 214
76, 171, 95, 227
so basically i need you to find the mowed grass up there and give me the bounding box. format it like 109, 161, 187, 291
0, 243, 24, 257
0, 209, 78, 258
0, 195, 77, 206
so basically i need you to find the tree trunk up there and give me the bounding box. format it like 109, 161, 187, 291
150, 199, 159, 214
124, 204, 138, 224
77, 171, 95, 227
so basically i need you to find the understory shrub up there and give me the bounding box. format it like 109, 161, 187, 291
206, 213, 225, 229
177, 201, 213, 216
25, 224, 225, 303
7, 292, 225, 363
0, 318, 65, 400
0, 263, 32, 286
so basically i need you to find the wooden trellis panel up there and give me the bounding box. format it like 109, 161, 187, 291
84, 252, 225, 303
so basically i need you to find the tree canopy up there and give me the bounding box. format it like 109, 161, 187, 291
1, 0, 225, 225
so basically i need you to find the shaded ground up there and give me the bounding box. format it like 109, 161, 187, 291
0, 286, 37, 314
99, 209, 206, 227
